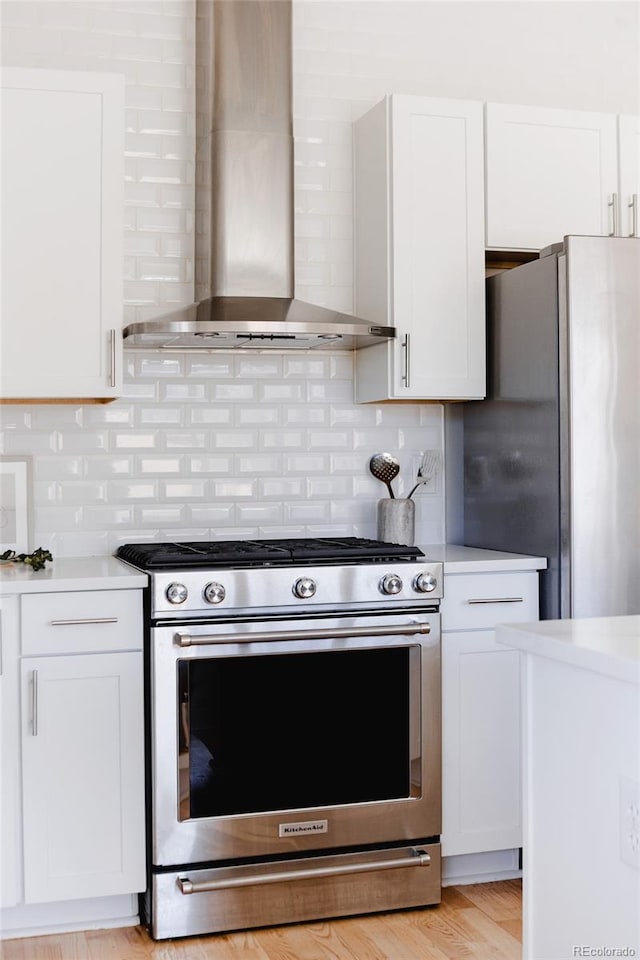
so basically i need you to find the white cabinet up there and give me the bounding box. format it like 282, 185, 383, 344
485, 102, 619, 251
441, 569, 540, 857
15, 589, 145, 906
354, 95, 486, 402
0, 67, 124, 402
618, 114, 640, 238
0, 597, 20, 909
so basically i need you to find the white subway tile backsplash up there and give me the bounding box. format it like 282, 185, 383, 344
307, 476, 352, 498
236, 503, 284, 526
138, 456, 184, 474
259, 478, 305, 500
84, 506, 136, 527
136, 505, 185, 525
212, 384, 257, 402
137, 406, 184, 426
189, 408, 232, 425
235, 406, 280, 426
35, 457, 85, 480
164, 431, 206, 450
260, 382, 306, 403
162, 383, 207, 402
211, 479, 256, 499
260, 431, 305, 451
285, 500, 330, 524
162, 479, 208, 499
212, 431, 259, 451
237, 454, 282, 476
114, 431, 158, 449
235, 357, 283, 379
85, 457, 134, 479
108, 480, 159, 500
186, 357, 233, 378
188, 456, 233, 474
57, 481, 108, 505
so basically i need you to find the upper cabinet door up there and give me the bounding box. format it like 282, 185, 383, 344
355, 95, 486, 402
1, 68, 124, 401
485, 103, 618, 251
618, 114, 640, 238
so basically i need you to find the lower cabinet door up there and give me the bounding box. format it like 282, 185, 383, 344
442, 630, 522, 857
21, 652, 145, 903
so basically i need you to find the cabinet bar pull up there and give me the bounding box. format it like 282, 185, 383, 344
466, 597, 524, 605
175, 622, 431, 647
109, 328, 117, 388
177, 849, 431, 894
630, 194, 638, 238
50, 617, 118, 626
608, 193, 618, 236
402, 333, 411, 388
32, 670, 38, 736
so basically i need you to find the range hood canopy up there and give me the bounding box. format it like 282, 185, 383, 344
123, 0, 394, 352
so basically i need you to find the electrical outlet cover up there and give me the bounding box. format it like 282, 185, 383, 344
620, 776, 640, 870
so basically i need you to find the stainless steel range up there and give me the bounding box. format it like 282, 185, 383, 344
116, 537, 443, 940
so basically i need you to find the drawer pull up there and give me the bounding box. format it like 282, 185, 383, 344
466, 597, 524, 605
177, 849, 431, 894
50, 617, 119, 626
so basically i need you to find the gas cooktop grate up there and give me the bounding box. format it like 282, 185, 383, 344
116, 537, 424, 571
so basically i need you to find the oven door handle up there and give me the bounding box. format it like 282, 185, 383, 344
177, 848, 431, 894
174, 621, 432, 647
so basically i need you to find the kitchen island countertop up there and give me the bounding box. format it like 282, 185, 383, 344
496, 614, 640, 685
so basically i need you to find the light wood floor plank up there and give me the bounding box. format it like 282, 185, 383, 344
0, 880, 522, 960
456, 880, 522, 922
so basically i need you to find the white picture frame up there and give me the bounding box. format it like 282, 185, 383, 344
0, 457, 33, 553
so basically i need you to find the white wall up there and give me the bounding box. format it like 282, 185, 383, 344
0, 0, 637, 556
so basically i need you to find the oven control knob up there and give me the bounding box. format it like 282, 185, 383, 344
414, 572, 438, 594
166, 582, 188, 605
203, 581, 226, 605
380, 573, 403, 595
293, 577, 317, 599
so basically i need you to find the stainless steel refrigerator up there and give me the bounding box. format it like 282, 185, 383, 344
463, 235, 639, 620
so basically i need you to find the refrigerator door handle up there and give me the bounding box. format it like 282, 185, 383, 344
629, 194, 638, 238
608, 193, 618, 237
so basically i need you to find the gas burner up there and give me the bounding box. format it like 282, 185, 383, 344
116, 537, 423, 571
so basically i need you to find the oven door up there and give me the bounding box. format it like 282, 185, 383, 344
151, 609, 441, 867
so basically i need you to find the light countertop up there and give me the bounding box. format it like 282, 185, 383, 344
497, 615, 640, 685
0, 556, 148, 594
420, 543, 547, 573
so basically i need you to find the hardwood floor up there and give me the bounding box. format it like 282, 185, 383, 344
1, 880, 522, 960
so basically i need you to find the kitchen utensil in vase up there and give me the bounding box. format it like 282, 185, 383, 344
369, 453, 400, 498
407, 451, 440, 499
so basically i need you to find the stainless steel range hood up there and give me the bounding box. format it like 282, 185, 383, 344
123, 0, 394, 352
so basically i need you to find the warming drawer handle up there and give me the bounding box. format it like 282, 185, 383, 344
466, 597, 524, 605
50, 617, 119, 626
177, 849, 431, 894
174, 622, 432, 647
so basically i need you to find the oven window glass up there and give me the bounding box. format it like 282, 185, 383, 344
179, 647, 412, 819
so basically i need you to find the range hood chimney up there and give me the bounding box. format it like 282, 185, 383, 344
123, 0, 394, 351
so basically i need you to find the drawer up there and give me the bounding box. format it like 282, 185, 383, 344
441, 571, 539, 632
21, 590, 143, 655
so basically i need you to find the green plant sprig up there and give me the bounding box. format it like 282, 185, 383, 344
0, 547, 53, 572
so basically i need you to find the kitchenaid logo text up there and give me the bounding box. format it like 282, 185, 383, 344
573, 948, 636, 957
279, 820, 328, 837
